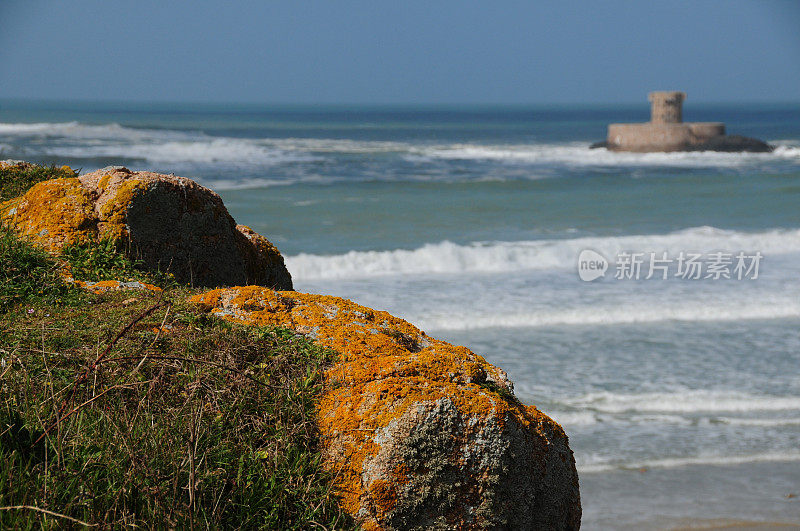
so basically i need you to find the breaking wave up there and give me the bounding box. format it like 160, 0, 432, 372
559, 390, 800, 414
408, 141, 800, 167
578, 450, 800, 473
286, 226, 800, 280
417, 299, 800, 330
2, 121, 798, 176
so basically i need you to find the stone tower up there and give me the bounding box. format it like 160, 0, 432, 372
602, 91, 770, 153
648, 91, 686, 124
606, 91, 727, 152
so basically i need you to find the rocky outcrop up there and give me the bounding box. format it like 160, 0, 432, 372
191, 287, 581, 530
591, 134, 774, 153
685, 134, 773, 153
598, 91, 773, 153
3, 161, 580, 526
0, 166, 292, 289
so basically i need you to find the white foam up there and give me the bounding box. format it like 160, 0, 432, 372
410, 141, 800, 168
578, 450, 800, 473
0, 122, 406, 158
47, 139, 322, 166
266, 137, 409, 153
773, 144, 800, 157
561, 390, 800, 414
543, 410, 800, 429
0, 121, 189, 141
2, 121, 798, 172
286, 226, 800, 280
0, 121, 326, 168
45, 137, 415, 166
548, 411, 694, 427
547, 411, 598, 426
419, 299, 800, 330
201, 178, 305, 190
712, 416, 800, 427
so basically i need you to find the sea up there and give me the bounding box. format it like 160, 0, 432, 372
2, 100, 799, 529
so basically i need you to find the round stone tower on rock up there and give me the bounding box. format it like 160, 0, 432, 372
605, 91, 729, 152
648, 91, 685, 124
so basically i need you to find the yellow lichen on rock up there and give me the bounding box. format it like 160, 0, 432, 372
0, 170, 147, 249
74, 279, 162, 294
95, 177, 148, 240
190, 286, 580, 530
2, 164, 293, 290
97, 174, 111, 191
0, 178, 96, 249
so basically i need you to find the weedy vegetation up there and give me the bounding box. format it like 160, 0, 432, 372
0, 164, 354, 528
0, 164, 78, 204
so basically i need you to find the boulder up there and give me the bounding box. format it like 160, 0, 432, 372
191, 287, 581, 530
590, 134, 773, 153
685, 134, 774, 153
0, 166, 292, 289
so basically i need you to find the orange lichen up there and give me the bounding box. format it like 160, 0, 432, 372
369, 478, 398, 517
96, 178, 148, 240
0, 170, 139, 251
73, 279, 162, 294
0, 171, 149, 251
97, 174, 111, 191
0, 178, 96, 249
189, 287, 566, 523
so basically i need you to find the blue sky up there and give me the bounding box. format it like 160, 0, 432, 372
1, 0, 798, 104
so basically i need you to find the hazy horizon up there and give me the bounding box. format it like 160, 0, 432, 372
2, 97, 799, 108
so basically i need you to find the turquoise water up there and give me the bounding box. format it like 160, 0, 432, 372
2, 100, 799, 528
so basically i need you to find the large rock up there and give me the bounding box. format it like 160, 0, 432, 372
191, 287, 581, 530
590, 134, 773, 153
0, 166, 292, 289
685, 134, 774, 153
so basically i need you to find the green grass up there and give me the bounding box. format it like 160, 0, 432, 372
61, 238, 140, 281
0, 163, 86, 311
0, 163, 355, 529
0, 164, 77, 203
0, 228, 83, 313
0, 288, 354, 529
60, 238, 177, 288
0, 163, 174, 310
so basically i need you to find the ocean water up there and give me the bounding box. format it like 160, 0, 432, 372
2, 100, 799, 528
